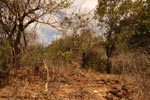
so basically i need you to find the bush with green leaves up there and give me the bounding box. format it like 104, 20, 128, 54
0, 39, 12, 70
47, 31, 106, 71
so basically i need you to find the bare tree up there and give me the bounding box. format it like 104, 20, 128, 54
0, 0, 68, 68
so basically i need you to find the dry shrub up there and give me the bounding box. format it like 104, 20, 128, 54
112, 51, 150, 100
68, 88, 98, 100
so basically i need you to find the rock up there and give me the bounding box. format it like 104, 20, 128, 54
111, 80, 120, 84
120, 98, 126, 100
105, 93, 113, 100
121, 85, 128, 92
116, 90, 124, 98
113, 96, 120, 100
109, 89, 120, 95
111, 84, 121, 90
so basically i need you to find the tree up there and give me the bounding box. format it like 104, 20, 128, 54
0, 0, 67, 68
54, 13, 105, 69
128, 0, 150, 52
96, 0, 145, 73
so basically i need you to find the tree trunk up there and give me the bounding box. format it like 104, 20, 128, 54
81, 52, 87, 69
105, 42, 114, 74
12, 44, 21, 69
11, 24, 24, 69
106, 57, 112, 74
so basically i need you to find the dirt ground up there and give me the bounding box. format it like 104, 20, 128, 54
0, 68, 134, 100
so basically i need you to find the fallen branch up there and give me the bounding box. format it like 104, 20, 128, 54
43, 59, 50, 92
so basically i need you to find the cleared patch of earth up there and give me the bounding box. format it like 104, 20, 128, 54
0, 68, 134, 100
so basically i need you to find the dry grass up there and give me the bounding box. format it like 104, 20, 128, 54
112, 51, 150, 100
0, 62, 134, 100
1, 50, 149, 100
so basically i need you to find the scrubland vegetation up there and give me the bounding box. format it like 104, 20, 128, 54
0, 0, 150, 100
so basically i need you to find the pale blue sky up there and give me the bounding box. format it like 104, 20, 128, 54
38, 0, 98, 46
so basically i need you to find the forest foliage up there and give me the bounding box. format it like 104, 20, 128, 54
0, 1, 149, 100
0, 0, 149, 73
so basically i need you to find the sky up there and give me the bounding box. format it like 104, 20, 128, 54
37, 0, 98, 46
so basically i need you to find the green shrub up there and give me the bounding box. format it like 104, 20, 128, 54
0, 39, 12, 70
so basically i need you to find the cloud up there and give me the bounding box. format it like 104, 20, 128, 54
75, 0, 98, 11
64, 0, 98, 14
34, 0, 98, 46
37, 25, 61, 46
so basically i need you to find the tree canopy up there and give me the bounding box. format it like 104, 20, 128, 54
0, 0, 68, 67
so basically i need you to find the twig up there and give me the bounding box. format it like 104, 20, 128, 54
43, 59, 50, 92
